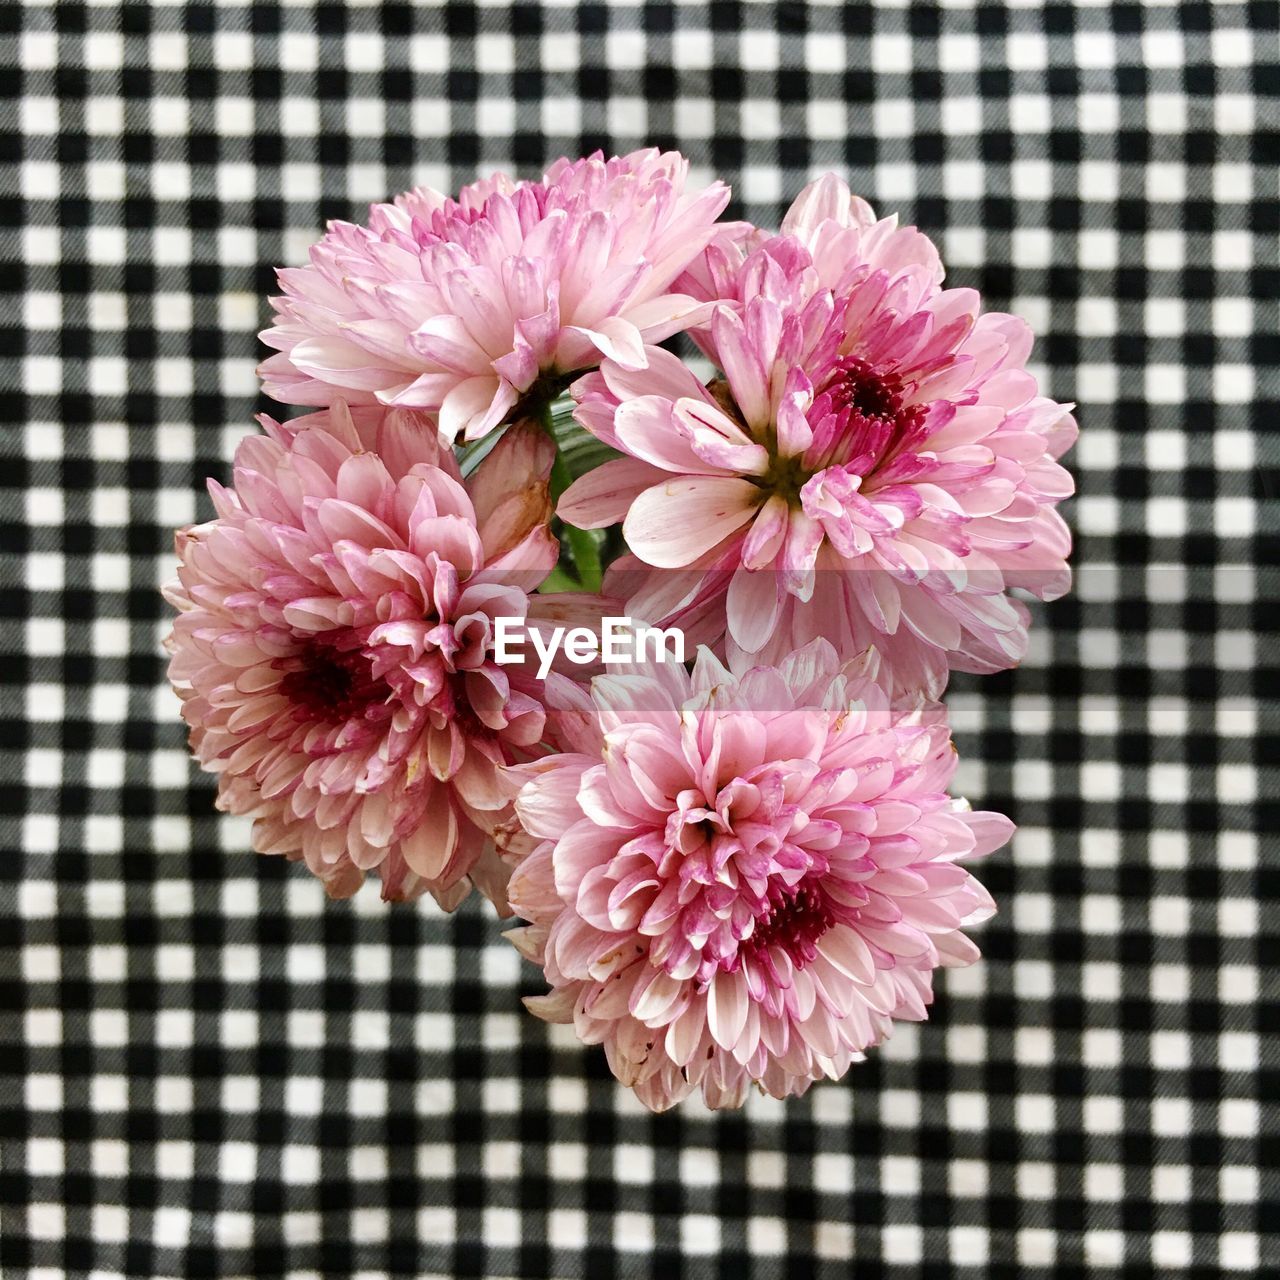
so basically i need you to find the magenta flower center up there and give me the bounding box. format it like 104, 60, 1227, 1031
280, 641, 388, 726
828, 358, 902, 419
820, 356, 927, 474
743, 876, 835, 970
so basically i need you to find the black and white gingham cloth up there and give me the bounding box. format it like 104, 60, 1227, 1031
2, 2, 1275, 1276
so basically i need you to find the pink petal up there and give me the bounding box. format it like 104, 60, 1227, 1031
711, 306, 770, 430
781, 173, 873, 239
557, 458, 668, 529
673, 399, 770, 475
956, 810, 1016, 857
399, 790, 459, 880
601, 345, 710, 405
707, 969, 749, 1051
290, 337, 415, 392
624, 477, 760, 568
514, 758, 594, 840
740, 493, 789, 570
726, 567, 782, 655
622, 294, 719, 343
565, 317, 647, 371
613, 396, 729, 477
436, 375, 509, 442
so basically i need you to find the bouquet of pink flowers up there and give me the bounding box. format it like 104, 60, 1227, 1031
165, 149, 1075, 1111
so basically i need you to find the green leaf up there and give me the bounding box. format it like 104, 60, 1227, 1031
538, 565, 585, 594
456, 429, 503, 478
548, 395, 622, 481
549, 448, 603, 593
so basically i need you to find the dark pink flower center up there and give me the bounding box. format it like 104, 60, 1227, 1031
443, 671, 496, 743
821, 356, 927, 473
742, 877, 835, 970
281, 642, 388, 726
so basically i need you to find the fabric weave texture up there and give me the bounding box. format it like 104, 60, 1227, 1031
1, 1, 1274, 1277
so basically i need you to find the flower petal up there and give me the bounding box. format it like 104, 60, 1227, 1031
557, 457, 669, 529
624, 477, 761, 568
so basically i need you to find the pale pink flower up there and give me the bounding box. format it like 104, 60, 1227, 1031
561, 175, 1076, 695
259, 149, 732, 440
504, 640, 1012, 1112
676, 171, 943, 324
164, 402, 567, 908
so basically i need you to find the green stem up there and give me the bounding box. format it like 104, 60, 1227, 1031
542, 403, 603, 595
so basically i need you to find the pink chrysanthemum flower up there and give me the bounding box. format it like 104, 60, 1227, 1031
561, 175, 1076, 695
676, 172, 944, 322
163, 403, 567, 908
504, 640, 1013, 1111
259, 149, 733, 440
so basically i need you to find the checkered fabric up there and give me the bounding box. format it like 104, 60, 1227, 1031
2, 1, 1275, 1276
